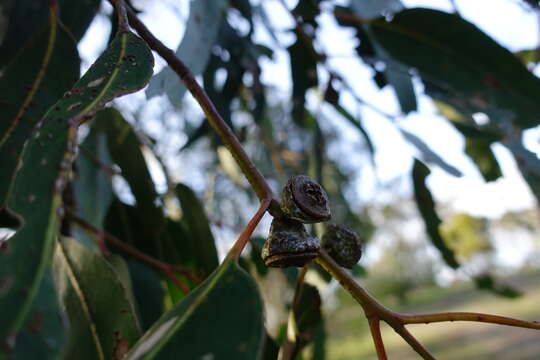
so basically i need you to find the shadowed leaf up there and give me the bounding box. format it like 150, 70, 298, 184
0, 28, 153, 346
370, 8, 540, 129
412, 159, 459, 269
53, 237, 141, 360
125, 258, 264, 359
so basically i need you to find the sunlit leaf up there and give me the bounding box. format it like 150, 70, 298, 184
371, 8, 540, 129
0, 28, 153, 344
125, 258, 264, 359
53, 237, 141, 360
146, 0, 227, 105
412, 159, 459, 269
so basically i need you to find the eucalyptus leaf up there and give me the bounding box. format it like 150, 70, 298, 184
146, 0, 227, 105
53, 237, 141, 360
370, 8, 540, 130
125, 258, 264, 360
400, 129, 462, 177
412, 159, 459, 269
0, 29, 153, 344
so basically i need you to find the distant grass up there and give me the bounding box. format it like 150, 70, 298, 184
325, 270, 540, 359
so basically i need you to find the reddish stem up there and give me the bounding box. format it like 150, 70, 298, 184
367, 316, 388, 360
400, 311, 540, 330
67, 211, 195, 294
227, 198, 271, 259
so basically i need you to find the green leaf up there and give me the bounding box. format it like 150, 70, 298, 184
464, 137, 502, 182
288, 31, 319, 127
0, 0, 98, 68
9, 270, 65, 360
293, 283, 322, 349
503, 132, 540, 205
0, 4, 79, 207
146, 0, 227, 105
175, 184, 219, 277
73, 124, 114, 249
126, 261, 165, 332
400, 129, 462, 177
412, 159, 459, 269
474, 274, 522, 299
125, 258, 264, 359
370, 8, 540, 129
0, 29, 153, 345
53, 237, 141, 360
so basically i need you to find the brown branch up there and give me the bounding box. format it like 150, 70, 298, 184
391, 325, 436, 360
124, 6, 282, 216
66, 210, 198, 294
400, 312, 540, 331
111, 0, 129, 32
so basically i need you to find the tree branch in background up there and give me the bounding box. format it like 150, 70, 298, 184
66, 210, 201, 294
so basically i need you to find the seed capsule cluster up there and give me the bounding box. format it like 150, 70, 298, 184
261, 175, 363, 269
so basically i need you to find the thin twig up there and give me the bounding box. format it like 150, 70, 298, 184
367, 317, 388, 360
400, 312, 540, 331
67, 210, 196, 294
112, 0, 129, 32
392, 325, 436, 360
124, 5, 282, 216
227, 198, 271, 259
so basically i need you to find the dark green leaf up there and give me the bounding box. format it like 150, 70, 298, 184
0, 0, 98, 68
0, 4, 79, 206
294, 283, 322, 347
503, 132, 540, 205
412, 159, 459, 269
288, 32, 319, 127
53, 237, 141, 360
474, 274, 522, 298
370, 8, 540, 129
146, 0, 227, 105
10, 270, 65, 360
175, 184, 219, 277
74, 124, 114, 249
126, 261, 165, 332
0, 29, 153, 344
464, 137, 502, 182
125, 258, 264, 359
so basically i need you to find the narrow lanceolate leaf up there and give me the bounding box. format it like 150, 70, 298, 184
464, 137, 502, 182
125, 258, 264, 359
400, 129, 462, 177
0, 3, 79, 208
53, 237, 141, 360
502, 131, 540, 205
0, 29, 153, 348
175, 184, 219, 278
146, 0, 227, 105
74, 123, 114, 249
412, 159, 459, 269
370, 8, 540, 130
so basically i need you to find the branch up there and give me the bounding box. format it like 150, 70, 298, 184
391, 325, 436, 360
227, 198, 271, 259
367, 317, 387, 360
400, 312, 540, 331
111, 0, 129, 32
124, 6, 282, 216
66, 210, 200, 293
